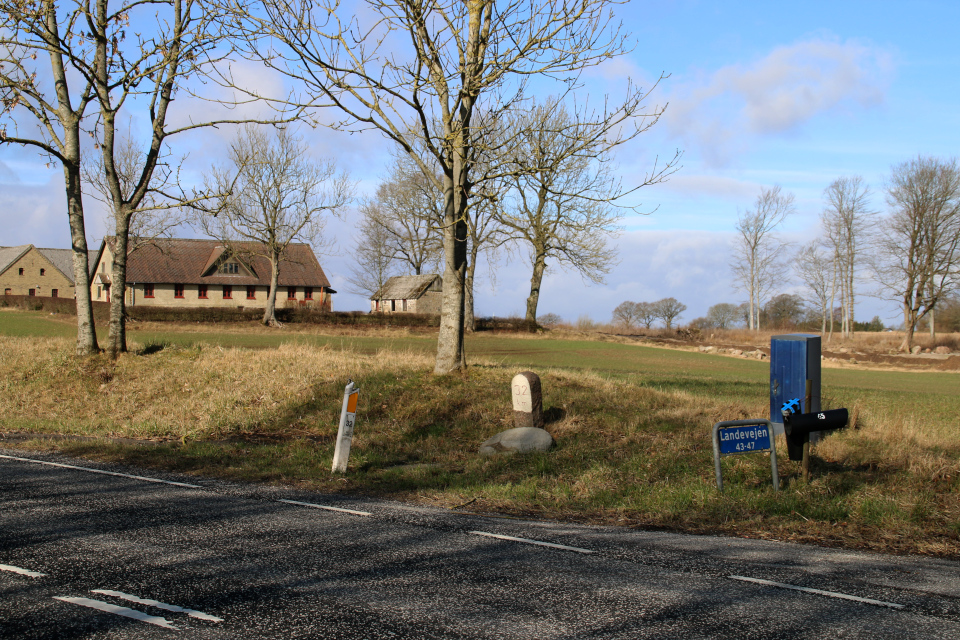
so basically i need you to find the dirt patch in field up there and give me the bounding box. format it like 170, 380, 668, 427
602, 332, 960, 372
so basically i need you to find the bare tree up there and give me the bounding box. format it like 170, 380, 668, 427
795, 241, 833, 334
706, 302, 741, 329
2, 0, 101, 354
226, 0, 665, 374
652, 297, 686, 329
497, 97, 678, 322
634, 301, 657, 329
345, 210, 399, 301
362, 150, 444, 276
730, 185, 796, 330
611, 301, 639, 329
2, 0, 284, 357
82, 128, 185, 355
821, 176, 875, 338
763, 293, 805, 330
202, 125, 352, 326
873, 157, 960, 351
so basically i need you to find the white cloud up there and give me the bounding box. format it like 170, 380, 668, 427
665, 38, 894, 166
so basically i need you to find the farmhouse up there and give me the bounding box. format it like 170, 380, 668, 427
371, 274, 442, 314
0, 244, 97, 299
90, 237, 335, 310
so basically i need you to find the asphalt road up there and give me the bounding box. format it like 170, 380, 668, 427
2, 449, 959, 639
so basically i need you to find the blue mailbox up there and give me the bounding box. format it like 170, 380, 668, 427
770, 334, 821, 431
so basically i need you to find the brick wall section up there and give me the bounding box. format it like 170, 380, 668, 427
0, 248, 76, 298
411, 290, 442, 314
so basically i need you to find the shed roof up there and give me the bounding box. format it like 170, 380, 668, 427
372, 274, 442, 300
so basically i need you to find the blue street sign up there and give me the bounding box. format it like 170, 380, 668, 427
711, 419, 779, 492
717, 424, 773, 455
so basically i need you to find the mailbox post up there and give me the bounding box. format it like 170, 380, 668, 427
771, 334, 821, 478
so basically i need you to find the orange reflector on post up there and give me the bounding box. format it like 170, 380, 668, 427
346, 391, 358, 414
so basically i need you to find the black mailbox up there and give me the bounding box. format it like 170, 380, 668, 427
783, 406, 848, 461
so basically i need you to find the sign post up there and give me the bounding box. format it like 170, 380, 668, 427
332, 380, 360, 473
711, 419, 779, 492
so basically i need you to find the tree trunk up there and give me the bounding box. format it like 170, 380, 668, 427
525, 250, 547, 323
65, 161, 99, 356
901, 303, 916, 352
464, 244, 478, 332
263, 254, 280, 326
107, 216, 131, 359
827, 261, 837, 342
434, 173, 468, 374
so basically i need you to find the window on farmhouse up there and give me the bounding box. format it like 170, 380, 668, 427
4, 289, 10, 296
18, 268, 23, 276
144, 283, 155, 298
287, 287, 296, 299
28, 289, 35, 296
218, 262, 240, 274
223, 285, 232, 299
198, 284, 208, 299
304, 287, 313, 300
246, 286, 256, 300
40, 268, 45, 276
174, 284, 184, 298
51, 289, 58, 298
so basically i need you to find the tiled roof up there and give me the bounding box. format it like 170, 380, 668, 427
113, 237, 331, 288
372, 274, 442, 300
0, 245, 32, 276
35, 247, 90, 284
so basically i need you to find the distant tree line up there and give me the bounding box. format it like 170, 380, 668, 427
727, 157, 960, 351
612, 298, 687, 330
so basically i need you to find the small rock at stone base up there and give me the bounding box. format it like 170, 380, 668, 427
911, 345, 922, 355
934, 346, 951, 354
479, 427, 554, 456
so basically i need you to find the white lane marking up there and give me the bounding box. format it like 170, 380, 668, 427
0, 563, 46, 578
468, 530, 596, 554
92, 590, 223, 622
278, 498, 372, 516
0, 454, 202, 489
729, 575, 905, 609
53, 596, 179, 630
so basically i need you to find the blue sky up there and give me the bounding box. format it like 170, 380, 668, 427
3, 1, 958, 326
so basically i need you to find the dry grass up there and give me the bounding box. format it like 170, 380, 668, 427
1, 332, 958, 558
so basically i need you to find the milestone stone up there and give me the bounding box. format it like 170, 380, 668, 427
511, 371, 544, 429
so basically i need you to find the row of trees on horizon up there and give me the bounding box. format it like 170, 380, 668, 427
729, 159, 960, 351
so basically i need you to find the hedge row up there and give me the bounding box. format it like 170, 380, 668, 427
0, 295, 110, 319
1, 294, 540, 332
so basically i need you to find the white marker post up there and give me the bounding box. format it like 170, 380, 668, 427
332, 380, 360, 473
